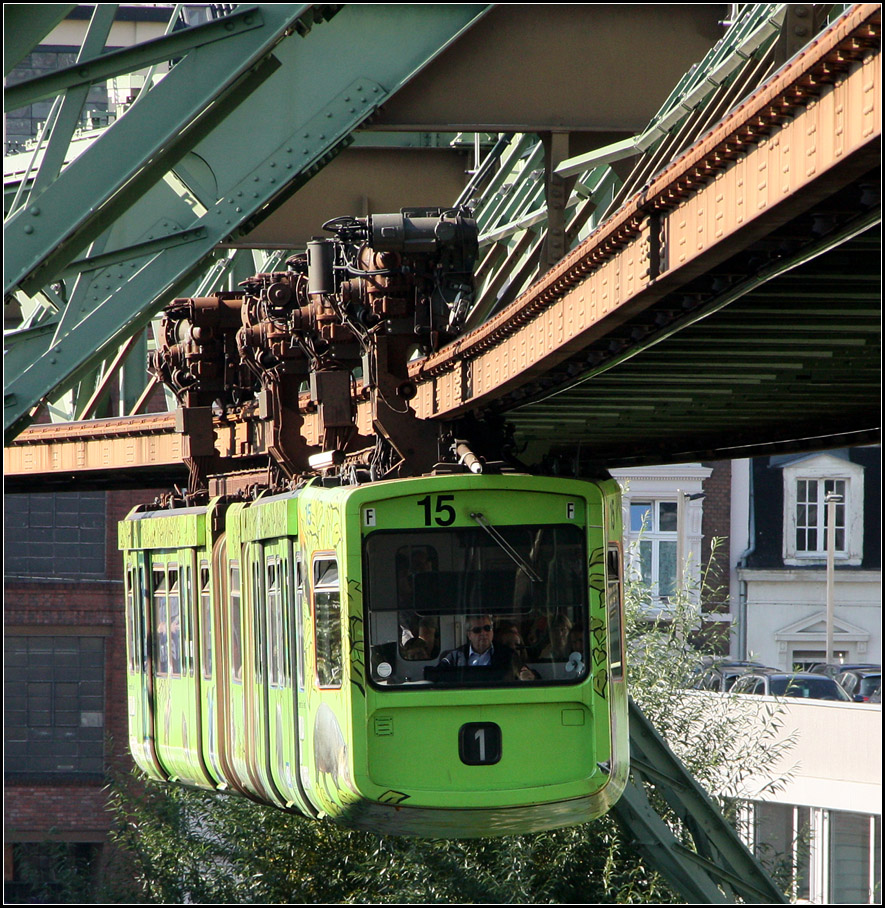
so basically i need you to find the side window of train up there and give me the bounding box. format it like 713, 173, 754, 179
168, 565, 182, 678
183, 563, 192, 677
266, 555, 284, 687
313, 556, 342, 688
125, 566, 139, 672
200, 561, 212, 679
606, 545, 624, 681
295, 556, 305, 691
152, 565, 168, 676
230, 561, 242, 683
251, 552, 265, 684
139, 566, 148, 672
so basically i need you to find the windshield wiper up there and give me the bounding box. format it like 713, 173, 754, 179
469, 512, 543, 583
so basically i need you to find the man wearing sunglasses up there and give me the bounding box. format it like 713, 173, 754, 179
437, 615, 522, 674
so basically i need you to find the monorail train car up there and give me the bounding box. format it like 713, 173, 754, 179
119, 472, 628, 836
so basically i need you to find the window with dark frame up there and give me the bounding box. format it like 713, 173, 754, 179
314, 557, 342, 688
4, 635, 105, 776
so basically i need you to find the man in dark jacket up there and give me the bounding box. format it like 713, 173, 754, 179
436, 614, 526, 675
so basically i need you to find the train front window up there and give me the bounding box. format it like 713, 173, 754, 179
365, 525, 587, 687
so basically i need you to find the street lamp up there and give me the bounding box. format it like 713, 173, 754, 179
825, 491, 843, 665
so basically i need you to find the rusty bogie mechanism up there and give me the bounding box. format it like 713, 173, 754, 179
149, 208, 479, 497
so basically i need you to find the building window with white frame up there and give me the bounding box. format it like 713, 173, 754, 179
781, 454, 864, 566
629, 500, 678, 604
795, 478, 846, 554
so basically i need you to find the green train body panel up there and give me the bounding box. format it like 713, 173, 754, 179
120, 474, 628, 836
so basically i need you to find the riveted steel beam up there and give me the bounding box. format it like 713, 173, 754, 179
3, 6, 271, 112
406, 4, 881, 418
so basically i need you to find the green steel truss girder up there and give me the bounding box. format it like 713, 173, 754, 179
616, 699, 788, 905
5, 4, 325, 297
3, 4, 78, 76
461, 4, 802, 331
4, 5, 272, 112
3, 3, 492, 442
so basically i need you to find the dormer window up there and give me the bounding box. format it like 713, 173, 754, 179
795, 478, 846, 554
782, 454, 864, 566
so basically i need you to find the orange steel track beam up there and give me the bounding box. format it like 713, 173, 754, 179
4, 4, 880, 483
407, 3, 881, 418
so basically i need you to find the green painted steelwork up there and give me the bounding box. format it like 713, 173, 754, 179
461, 4, 800, 330
4, 7, 272, 112
3, 4, 77, 76
614, 699, 788, 904
4, 4, 492, 443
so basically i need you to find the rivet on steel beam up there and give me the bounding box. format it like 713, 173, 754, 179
24, 225, 34, 234
29, 207, 40, 216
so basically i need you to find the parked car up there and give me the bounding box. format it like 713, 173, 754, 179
834, 668, 881, 702
693, 660, 769, 692
731, 670, 853, 701
807, 662, 879, 678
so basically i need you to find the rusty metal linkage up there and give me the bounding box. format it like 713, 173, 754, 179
147, 207, 479, 496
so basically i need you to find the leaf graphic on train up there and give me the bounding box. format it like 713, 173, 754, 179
593, 667, 608, 698
588, 545, 606, 594
378, 790, 410, 805
348, 611, 366, 698
589, 615, 606, 647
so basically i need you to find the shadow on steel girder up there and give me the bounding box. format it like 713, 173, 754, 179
493, 190, 881, 472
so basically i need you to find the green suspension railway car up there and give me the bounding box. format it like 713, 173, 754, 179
120, 472, 628, 836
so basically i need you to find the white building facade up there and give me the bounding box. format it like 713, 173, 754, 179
730, 449, 881, 670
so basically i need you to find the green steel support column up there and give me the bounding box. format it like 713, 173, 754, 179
4, 4, 492, 442
614, 699, 789, 904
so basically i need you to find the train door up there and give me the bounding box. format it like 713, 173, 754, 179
208, 533, 244, 794
196, 556, 225, 786
305, 552, 352, 815
148, 555, 210, 785
266, 542, 316, 815
225, 556, 250, 790
124, 552, 165, 781
242, 541, 286, 806
149, 558, 178, 779
180, 553, 215, 788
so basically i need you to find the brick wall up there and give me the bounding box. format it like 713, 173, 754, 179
695, 460, 732, 653
4, 487, 163, 843
701, 459, 732, 596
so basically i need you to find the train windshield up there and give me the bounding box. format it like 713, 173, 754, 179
364, 524, 587, 687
